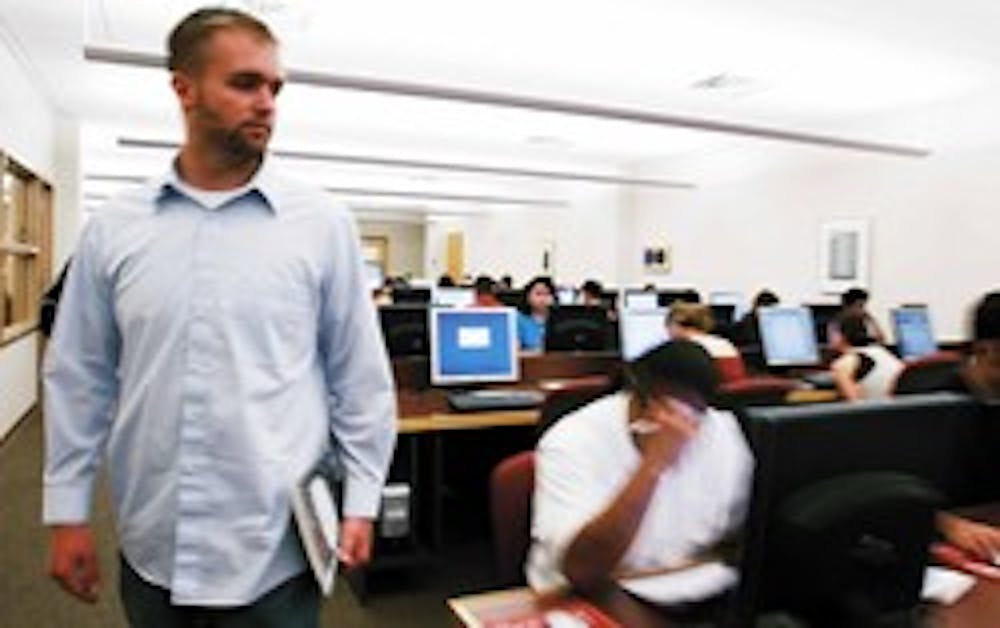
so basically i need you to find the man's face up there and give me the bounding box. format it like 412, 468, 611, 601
174, 28, 284, 162
970, 340, 1000, 400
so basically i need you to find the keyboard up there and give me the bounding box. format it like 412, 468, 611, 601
447, 389, 546, 413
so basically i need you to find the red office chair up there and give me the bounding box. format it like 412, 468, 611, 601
716, 355, 748, 383
892, 351, 963, 395
489, 451, 536, 586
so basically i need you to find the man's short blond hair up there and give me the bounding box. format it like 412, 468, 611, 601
167, 7, 276, 74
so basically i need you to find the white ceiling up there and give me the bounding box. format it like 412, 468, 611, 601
4, 0, 1000, 215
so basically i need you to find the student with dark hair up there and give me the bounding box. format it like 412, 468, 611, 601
829, 312, 903, 400
579, 279, 603, 307
528, 340, 753, 601
473, 274, 500, 307
498, 274, 513, 290
437, 273, 456, 287
517, 276, 555, 351
732, 289, 780, 347
831, 286, 887, 345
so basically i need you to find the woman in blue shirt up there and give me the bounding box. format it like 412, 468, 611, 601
518, 276, 556, 351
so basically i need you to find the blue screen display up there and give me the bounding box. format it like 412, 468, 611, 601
759, 306, 820, 366
893, 308, 936, 359
433, 309, 516, 382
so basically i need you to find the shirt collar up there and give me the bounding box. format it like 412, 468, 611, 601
153, 156, 285, 214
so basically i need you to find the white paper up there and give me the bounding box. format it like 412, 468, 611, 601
921, 566, 976, 606
291, 472, 339, 596
619, 562, 738, 605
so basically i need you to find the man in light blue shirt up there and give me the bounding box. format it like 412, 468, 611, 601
43, 8, 397, 626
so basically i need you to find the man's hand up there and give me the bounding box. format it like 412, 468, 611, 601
634, 398, 698, 475
48, 524, 101, 603
337, 517, 374, 569
940, 513, 1000, 562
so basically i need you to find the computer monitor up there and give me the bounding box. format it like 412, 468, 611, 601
557, 287, 578, 306
758, 306, 820, 367
891, 306, 937, 359
392, 287, 432, 305
379, 305, 429, 357
658, 289, 700, 307
806, 303, 841, 344
709, 304, 736, 329
545, 305, 611, 352
733, 394, 994, 624
430, 308, 519, 385
433, 286, 475, 308
621, 289, 659, 310
618, 308, 670, 361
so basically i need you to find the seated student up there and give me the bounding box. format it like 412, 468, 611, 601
732, 289, 779, 347
473, 275, 501, 307
527, 341, 754, 598
579, 279, 604, 308
830, 287, 887, 346
829, 312, 904, 401
902, 292, 1000, 560
438, 273, 456, 287
517, 276, 556, 351
668, 303, 746, 382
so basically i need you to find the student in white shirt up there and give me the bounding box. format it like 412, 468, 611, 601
829, 312, 904, 401
527, 340, 754, 597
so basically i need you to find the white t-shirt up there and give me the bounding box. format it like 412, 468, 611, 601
830, 345, 904, 400
526, 393, 754, 592
690, 332, 741, 359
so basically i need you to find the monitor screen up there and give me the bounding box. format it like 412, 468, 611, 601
622, 290, 659, 310
758, 306, 820, 366
658, 289, 700, 307
619, 308, 670, 361
892, 307, 937, 359
545, 305, 612, 352
430, 308, 518, 385
710, 304, 736, 329
433, 286, 475, 308
379, 305, 429, 357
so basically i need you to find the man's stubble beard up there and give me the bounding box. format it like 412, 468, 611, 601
194, 104, 267, 167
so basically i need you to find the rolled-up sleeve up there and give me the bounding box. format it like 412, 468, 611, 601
318, 209, 397, 518
43, 221, 121, 524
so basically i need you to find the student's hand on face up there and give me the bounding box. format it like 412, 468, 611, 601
48, 524, 101, 603
635, 398, 699, 474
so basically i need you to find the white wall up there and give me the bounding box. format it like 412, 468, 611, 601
357, 219, 426, 279
0, 25, 58, 439
626, 91, 1000, 341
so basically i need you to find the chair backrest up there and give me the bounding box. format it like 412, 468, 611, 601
892, 351, 963, 395
489, 451, 536, 586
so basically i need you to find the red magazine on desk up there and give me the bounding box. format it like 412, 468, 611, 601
931, 542, 1000, 580
483, 598, 621, 628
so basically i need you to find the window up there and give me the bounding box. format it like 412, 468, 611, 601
0, 152, 52, 344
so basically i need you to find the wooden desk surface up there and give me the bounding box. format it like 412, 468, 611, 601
399, 410, 538, 434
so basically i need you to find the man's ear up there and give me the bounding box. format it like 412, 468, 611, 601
172, 72, 196, 111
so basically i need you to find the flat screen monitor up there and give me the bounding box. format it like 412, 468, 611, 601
619, 308, 670, 361
557, 287, 578, 306
379, 305, 429, 357
758, 306, 820, 367
430, 307, 519, 385
710, 304, 736, 329
892, 306, 937, 359
392, 287, 432, 305
433, 286, 475, 308
658, 289, 700, 307
496, 289, 523, 308
600, 290, 619, 311
806, 303, 841, 344
622, 289, 659, 310
545, 305, 611, 352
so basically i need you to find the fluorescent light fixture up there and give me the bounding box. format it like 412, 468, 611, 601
115, 137, 694, 189
86, 45, 931, 158
326, 187, 565, 207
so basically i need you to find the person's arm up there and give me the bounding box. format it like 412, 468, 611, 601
561, 402, 696, 592
866, 312, 888, 345
317, 209, 398, 568
938, 512, 1000, 561
831, 353, 862, 401
43, 223, 120, 602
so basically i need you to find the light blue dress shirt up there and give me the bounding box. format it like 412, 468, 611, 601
42, 160, 398, 606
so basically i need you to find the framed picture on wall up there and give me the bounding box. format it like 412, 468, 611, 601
819, 219, 869, 293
